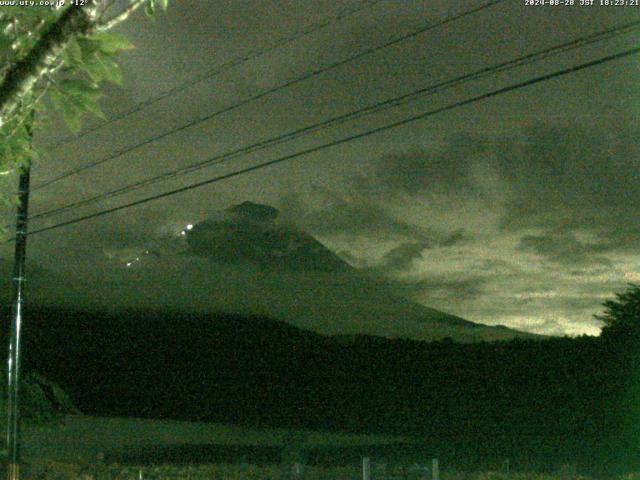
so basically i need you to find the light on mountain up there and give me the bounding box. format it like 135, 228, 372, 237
126, 262, 132, 267
186, 224, 194, 230
181, 230, 186, 236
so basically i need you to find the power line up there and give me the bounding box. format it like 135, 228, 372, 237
32, 0, 504, 192
42, 0, 385, 151
28, 19, 640, 223
22, 46, 640, 239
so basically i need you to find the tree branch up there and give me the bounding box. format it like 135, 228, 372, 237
97, 0, 146, 31
0, 1, 101, 128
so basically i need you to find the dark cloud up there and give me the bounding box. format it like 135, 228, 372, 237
351, 123, 640, 252
574, 278, 637, 300
30, 216, 149, 267
497, 125, 640, 237
440, 229, 468, 247
357, 125, 637, 219
389, 276, 488, 304
353, 133, 491, 199
373, 231, 468, 272
277, 190, 435, 242
518, 231, 612, 267
380, 242, 431, 271
25, 202, 199, 271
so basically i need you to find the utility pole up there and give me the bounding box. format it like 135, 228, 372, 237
5, 139, 32, 480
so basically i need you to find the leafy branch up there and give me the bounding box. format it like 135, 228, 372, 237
0, 0, 169, 202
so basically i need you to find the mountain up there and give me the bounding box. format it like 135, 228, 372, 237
142, 201, 534, 342
0, 202, 535, 342
185, 201, 350, 273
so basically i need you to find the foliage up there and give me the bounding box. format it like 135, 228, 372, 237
0, 369, 77, 427
0, 0, 169, 207
595, 283, 640, 335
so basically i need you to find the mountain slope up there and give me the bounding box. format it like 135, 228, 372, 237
1, 202, 535, 342
175, 202, 533, 342
186, 202, 350, 273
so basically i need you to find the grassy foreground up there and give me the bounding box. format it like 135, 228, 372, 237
21, 461, 640, 480
15, 417, 638, 479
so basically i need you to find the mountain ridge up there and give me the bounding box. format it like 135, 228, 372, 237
0, 201, 539, 342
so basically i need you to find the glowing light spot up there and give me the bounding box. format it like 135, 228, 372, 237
186, 224, 193, 230
126, 262, 132, 267
181, 230, 186, 236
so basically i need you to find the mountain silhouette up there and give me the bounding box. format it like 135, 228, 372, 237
0, 202, 538, 342
186, 202, 350, 272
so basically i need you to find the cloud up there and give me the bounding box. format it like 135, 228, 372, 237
353, 133, 498, 201
395, 276, 489, 303
268, 123, 640, 336
376, 247, 620, 336
499, 316, 601, 337
495, 125, 640, 242
27, 121, 637, 337
518, 231, 612, 267
277, 189, 436, 243
440, 229, 467, 247
322, 123, 640, 335
351, 124, 640, 249
371, 230, 468, 273
379, 242, 431, 271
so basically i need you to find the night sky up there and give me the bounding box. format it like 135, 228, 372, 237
3, 0, 640, 337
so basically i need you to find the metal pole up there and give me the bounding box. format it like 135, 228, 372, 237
6, 160, 31, 480
362, 456, 371, 480
432, 457, 439, 480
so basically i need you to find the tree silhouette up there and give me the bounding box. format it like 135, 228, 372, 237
596, 283, 640, 335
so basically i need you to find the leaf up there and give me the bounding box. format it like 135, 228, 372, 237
81, 96, 106, 120
49, 79, 105, 130
79, 62, 102, 83
68, 93, 102, 116
144, 0, 156, 18
80, 51, 122, 84
91, 31, 134, 54
0, 32, 13, 59
76, 36, 102, 58
60, 101, 83, 132
64, 39, 83, 65
49, 86, 84, 131
94, 53, 122, 84
48, 88, 65, 111
59, 79, 100, 101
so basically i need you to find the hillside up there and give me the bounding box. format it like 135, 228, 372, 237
7, 305, 635, 474
1, 202, 536, 343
